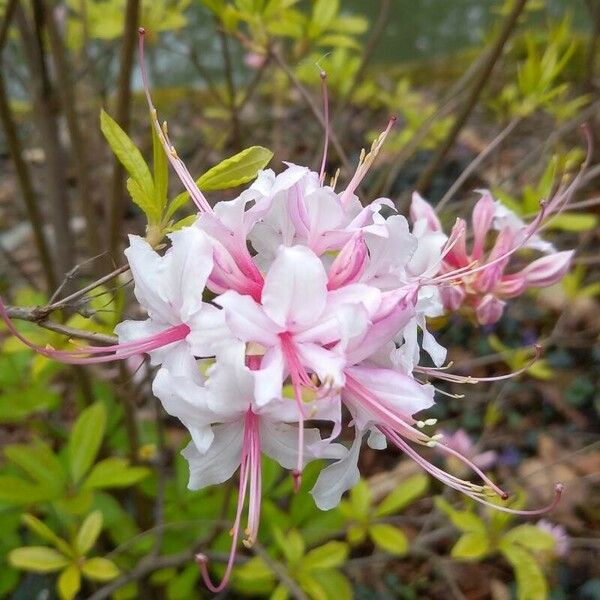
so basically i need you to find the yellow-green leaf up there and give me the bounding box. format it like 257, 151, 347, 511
349, 479, 372, 518
82, 557, 120, 582
58, 564, 81, 600
435, 497, 487, 534
502, 525, 556, 552
100, 110, 154, 200
68, 401, 107, 484
302, 541, 349, 571
500, 541, 548, 600
21, 514, 73, 557
9, 546, 69, 573
196, 146, 273, 191
127, 177, 161, 224
270, 584, 289, 600
76, 511, 103, 556
451, 532, 490, 560
312, 569, 353, 600
369, 524, 408, 556
374, 474, 429, 517
83, 458, 150, 490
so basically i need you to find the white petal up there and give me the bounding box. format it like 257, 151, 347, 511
206, 341, 253, 415
124, 236, 173, 323
261, 421, 345, 471
152, 367, 214, 453
253, 347, 286, 408
164, 227, 213, 322
216, 290, 280, 346
186, 304, 233, 357
262, 245, 327, 329
296, 342, 345, 388
182, 421, 244, 490
115, 318, 174, 366
346, 365, 436, 418
367, 429, 387, 450
311, 431, 362, 510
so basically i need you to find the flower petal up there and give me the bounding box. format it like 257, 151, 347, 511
262, 245, 328, 329
182, 422, 244, 489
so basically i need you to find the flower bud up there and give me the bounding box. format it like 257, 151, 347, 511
475, 294, 506, 325
410, 192, 442, 231
328, 233, 368, 290
521, 250, 574, 288
471, 190, 495, 259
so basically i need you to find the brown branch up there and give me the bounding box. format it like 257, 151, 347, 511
4, 306, 117, 344
415, 0, 529, 195
0, 0, 17, 50
217, 20, 242, 148
108, 0, 141, 258
435, 116, 521, 212
44, 0, 103, 265
16, 2, 76, 281
0, 69, 57, 292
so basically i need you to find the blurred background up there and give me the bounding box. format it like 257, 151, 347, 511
0, 1, 599, 599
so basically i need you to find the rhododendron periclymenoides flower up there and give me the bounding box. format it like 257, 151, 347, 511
1, 28, 582, 592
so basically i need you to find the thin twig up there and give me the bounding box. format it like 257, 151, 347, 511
87, 550, 243, 600
252, 541, 310, 600
436, 117, 521, 212
0, 0, 17, 50
0, 69, 57, 291
217, 20, 242, 148
3, 306, 118, 344
108, 0, 140, 258
44, 0, 103, 265
415, 0, 529, 194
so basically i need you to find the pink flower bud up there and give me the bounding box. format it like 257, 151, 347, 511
475, 294, 506, 325
328, 233, 368, 290
442, 283, 466, 311
521, 250, 574, 288
410, 192, 442, 231
471, 190, 495, 259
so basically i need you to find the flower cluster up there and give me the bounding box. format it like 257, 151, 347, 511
0, 30, 580, 592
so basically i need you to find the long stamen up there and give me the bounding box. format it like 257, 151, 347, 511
339, 116, 396, 206
416, 345, 542, 384
138, 28, 212, 214
197, 412, 253, 592
428, 201, 549, 287
0, 298, 189, 364
319, 70, 330, 183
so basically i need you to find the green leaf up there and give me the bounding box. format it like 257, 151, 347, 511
451, 532, 490, 560
312, 569, 353, 600
152, 122, 169, 212
435, 497, 487, 534
9, 546, 69, 573
196, 146, 273, 191
21, 514, 73, 557
500, 541, 548, 600
302, 541, 348, 571
76, 511, 103, 556
233, 556, 275, 595
310, 0, 338, 36
502, 525, 556, 552
100, 110, 154, 201
83, 458, 150, 490
68, 401, 107, 484
5, 440, 66, 492
548, 212, 598, 232
82, 557, 120, 581
165, 190, 191, 220
168, 214, 197, 232
126, 178, 161, 224
374, 474, 429, 517
349, 479, 371, 518
0, 475, 59, 504
369, 524, 408, 556
270, 584, 289, 600
297, 572, 328, 600
58, 565, 81, 600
